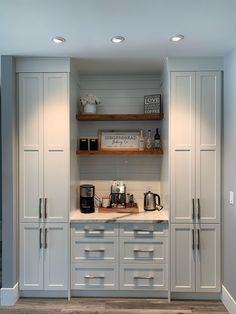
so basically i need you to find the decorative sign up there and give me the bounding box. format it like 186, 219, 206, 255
99, 130, 140, 150
144, 94, 161, 114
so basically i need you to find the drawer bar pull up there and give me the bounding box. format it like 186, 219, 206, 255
84, 275, 105, 279
84, 228, 105, 233
133, 249, 154, 253
133, 276, 154, 280
133, 229, 154, 233
84, 248, 105, 252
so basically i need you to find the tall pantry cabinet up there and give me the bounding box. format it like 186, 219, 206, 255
18, 70, 69, 291
169, 71, 221, 293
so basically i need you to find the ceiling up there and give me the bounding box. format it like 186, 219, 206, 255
1, 0, 236, 74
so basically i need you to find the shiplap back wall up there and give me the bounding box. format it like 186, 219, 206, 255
79, 74, 162, 203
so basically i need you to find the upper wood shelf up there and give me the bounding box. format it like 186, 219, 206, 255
76, 113, 164, 121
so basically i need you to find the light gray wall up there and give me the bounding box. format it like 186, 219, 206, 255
1, 56, 18, 287
223, 47, 236, 300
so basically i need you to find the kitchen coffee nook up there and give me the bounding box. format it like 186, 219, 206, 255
16, 57, 222, 302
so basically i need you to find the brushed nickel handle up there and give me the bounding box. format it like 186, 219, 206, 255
133, 229, 154, 233
39, 228, 42, 249
84, 248, 105, 252
44, 228, 47, 249
192, 199, 195, 220
84, 275, 105, 279
192, 229, 195, 250
197, 229, 200, 250
197, 198, 201, 220
44, 198, 47, 219
84, 228, 104, 233
133, 248, 154, 253
133, 276, 154, 280
39, 198, 42, 219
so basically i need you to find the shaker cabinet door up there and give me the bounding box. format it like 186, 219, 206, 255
19, 73, 44, 222
43, 73, 69, 222
19, 223, 44, 290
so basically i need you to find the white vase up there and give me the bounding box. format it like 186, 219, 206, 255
84, 103, 97, 113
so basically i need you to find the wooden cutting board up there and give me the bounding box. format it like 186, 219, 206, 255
98, 203, 139, 213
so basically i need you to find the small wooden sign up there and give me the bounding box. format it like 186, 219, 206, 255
99, 130, 140, 150
144, 94, 161, 114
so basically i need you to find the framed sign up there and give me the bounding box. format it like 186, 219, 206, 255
99, 130, 140, 150
144, 94, 161, 114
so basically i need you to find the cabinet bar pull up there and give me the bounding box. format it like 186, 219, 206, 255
44, 198, 47, 219
197, 229, 200, 250
44, 228, 47, 249
192, 229, 195, 250
133, 248, 154, 253
133, 229, 154, 233
39, 228, 42, 249
84, 248, 105, 252
192, 199, 195, 220
197, 198, 201, 220
133, 276, 154, 280
39, 198, 42, 219
84, 228, 104, 233
84, 275, 105, 279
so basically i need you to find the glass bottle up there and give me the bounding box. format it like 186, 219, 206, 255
154, 128, 161, 150
145, 130, 152, 150
139, 129, 145, 151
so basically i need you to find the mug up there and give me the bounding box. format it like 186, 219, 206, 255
102, 197, 110, 208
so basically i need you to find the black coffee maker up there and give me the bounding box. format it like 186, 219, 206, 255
80, 184, 95, 213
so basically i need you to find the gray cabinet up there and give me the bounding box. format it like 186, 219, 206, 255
171, 224, 221, 292
71, 222, 168, 292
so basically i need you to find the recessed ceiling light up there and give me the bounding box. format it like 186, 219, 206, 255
111, 36, 125, 44
52, 36, 66, 44
170, 34, 184, 42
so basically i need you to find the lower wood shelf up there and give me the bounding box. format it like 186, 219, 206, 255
76, 149, 163, 155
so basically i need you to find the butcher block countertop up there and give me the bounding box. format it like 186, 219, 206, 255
70, 208, 169, 223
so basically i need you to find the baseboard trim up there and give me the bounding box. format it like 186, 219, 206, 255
222, 285, 236, 314
1, 282, 19, 306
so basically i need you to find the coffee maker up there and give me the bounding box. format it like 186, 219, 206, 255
80, 184, 95, 213
110, 182, 126, 208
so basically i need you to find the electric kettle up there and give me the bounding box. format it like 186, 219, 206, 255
144, 191, 163, 211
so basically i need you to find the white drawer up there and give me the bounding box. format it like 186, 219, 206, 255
120, 264, 168, 290
71, 223, 118, 238
71, 238, 118, 262
71, 263, 118, 290
119, 223, 168, 238
120, 237, 168, 264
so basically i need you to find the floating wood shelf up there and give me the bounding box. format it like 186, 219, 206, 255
76, 113, 164, 121
76, 149, 163, 155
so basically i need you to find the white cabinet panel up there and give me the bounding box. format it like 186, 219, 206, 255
171, 224, 195, 292
170, 72, 195, 146
71, 263, 118, 290
44, 223, 68, 290
20, 223, 44, 290
120, 264, 167, 290
19, 73, 44, 222
120, 237, 167, 264
196, 224, 221, 292
171, 150, 194, 223
71, 223, 118, 237
71, 238, 118, 262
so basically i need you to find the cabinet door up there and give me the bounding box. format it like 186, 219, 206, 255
43, 73, 69, 222
44, 223, 68, 290
170, 72, 196, 223
196, 224, 221, 292
196, 72, 221, 223
19, 73, 44, 222
19, 223, 44, 290
171, 224, 195, 292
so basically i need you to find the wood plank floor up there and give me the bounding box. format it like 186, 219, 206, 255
0, 298, 229, 314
